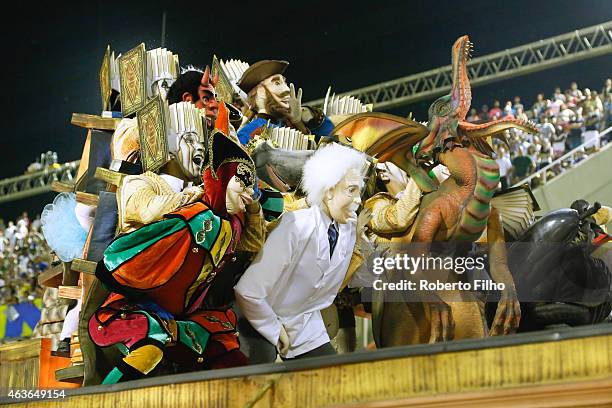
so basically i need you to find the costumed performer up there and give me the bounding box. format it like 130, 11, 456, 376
235, 143, 373, 360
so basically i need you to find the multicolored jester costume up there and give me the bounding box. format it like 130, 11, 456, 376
89, 129, 264, 384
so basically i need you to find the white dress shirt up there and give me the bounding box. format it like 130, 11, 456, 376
234, 204, 357, 358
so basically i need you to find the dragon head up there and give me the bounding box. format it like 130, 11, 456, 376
415, 35, 473, 165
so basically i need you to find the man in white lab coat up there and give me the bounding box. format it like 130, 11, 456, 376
235, 143, 370, 360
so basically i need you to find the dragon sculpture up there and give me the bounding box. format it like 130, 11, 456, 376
333, 35, 539, 344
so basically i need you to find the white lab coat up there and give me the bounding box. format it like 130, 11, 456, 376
234, 204, 357, 358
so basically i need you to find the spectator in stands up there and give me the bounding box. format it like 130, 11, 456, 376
568, 82, 583, 105
582, 88, 603, 116
537, 139, 553, 170
592, 91, 604, 127
552, 86, 566, 103
530, 174, 542, 189
515, 106, 529, 122
513, 96, 523, 114
532, 135, 541, 150
565, 117, 583, 151
503, 101, 514, 118
31, 216, 41, 232
532, 93, 547, 120
557, 103, 576, 125
488, 100, 502, 120
479, 104, 489, 121
517, 129, 532, 152
564, 90, 575, 108
527, 144, 538, 166
602, 78, 612, 101
550, 93, 563, 116
5, 222, 16, 249
18, 212, 29, 227
572, 148, 588, 165
546, 162, 564, 181
15, 219, 29, 248
538, 115, 556, 141
495, 145, 513, 190
581, 88, 603, 151
551, 127, 567, 158
507, 131, 521, 158
511, 146, 535, 184
602, 79, 612, 137
466, 108, 480, 122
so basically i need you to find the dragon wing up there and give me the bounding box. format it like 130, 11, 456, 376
332, 112, 439, 192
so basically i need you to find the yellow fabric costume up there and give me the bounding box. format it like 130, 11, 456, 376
594, 205, 611, 233
117, 172, 201, 234
110, 118, 140, 163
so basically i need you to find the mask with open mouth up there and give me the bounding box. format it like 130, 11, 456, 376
176, 132, 205, 181
167, 102, 206, 182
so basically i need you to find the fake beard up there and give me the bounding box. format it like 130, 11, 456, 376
264, 86, 290, 118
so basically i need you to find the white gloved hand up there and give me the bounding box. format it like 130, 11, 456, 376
181, 186, 204, 205
287, 83, 303, 124
277, 324, 290, 356
356, 207, 372, 236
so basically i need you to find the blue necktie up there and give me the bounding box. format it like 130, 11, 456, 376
328, 222, 338, 258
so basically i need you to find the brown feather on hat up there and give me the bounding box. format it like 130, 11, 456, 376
237, 60, 289, 94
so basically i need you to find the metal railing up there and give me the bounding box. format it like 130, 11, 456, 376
307, 22, 612, 110
0, 161, 80, 204
514, 126, 612, 188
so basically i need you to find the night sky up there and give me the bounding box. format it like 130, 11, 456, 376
2, 0, 611, 220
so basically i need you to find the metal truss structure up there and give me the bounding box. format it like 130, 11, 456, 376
307, 22, 612, 110
0, 161, 80, 204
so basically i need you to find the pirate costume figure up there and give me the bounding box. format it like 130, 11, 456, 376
236, 60, 334, 146
235, 143, 373, 361
232, 60, 330, 221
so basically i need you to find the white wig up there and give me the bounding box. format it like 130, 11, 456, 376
301, 143, 367, 206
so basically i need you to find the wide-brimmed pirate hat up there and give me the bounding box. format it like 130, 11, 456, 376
237, 60, 289, 94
